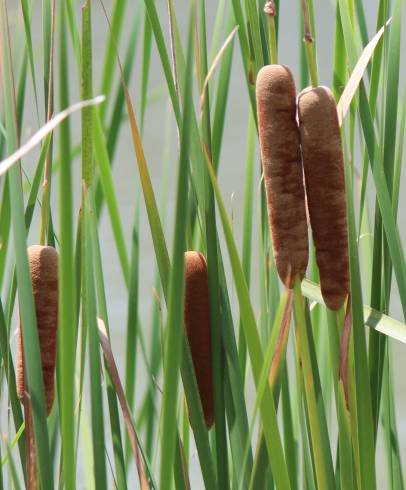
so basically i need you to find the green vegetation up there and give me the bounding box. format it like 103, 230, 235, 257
0, 0, 405, 488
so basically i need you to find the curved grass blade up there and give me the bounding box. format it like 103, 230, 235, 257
98, 318, 150, 490
95, 7, 142, 217
81, 8, 128, 487
238, 109, 255, 376
244, 0, 264, 71
206, 155, 291, 489
333, 5, 346, 99
212, 12, 236, 169
124, 204, 140, 463
0, 138, 52, 390
1, 422, 25, 471
197, 1, 228, 486
392, 86, 406, 217
0, 301, 26, 477
20, 0, 40, 121
140, 10, 152, 132
344, 139, 377, 489
1, 4, 53, 487
84, 206, 107, 490
208, 0, 226, 63
0, 97, 103, 177
302, 279, 406, 344
65, 0, 81, 62
81, 0, 94, 188
379, 0, 404, 397
338, 0, 406, 322
382, 346, 404, 489
247, 290, 294, 490
281, 365, 298, 490
359, 1, 388, 226
58, 6, 77, 487
293, 280, 336, 490
199, 25, 238, 113
42, 0, 52, 110
160, 11, 193, 488
380, 0, 400, 202
336, 19, 390, 125
143, 1, 181, 123
86, 192, 128, 490
93, 110, 129, 284
156, 2, 206, 207
99, 0, 128, 122
0, 178, 11, 286
230, 0, 257, 120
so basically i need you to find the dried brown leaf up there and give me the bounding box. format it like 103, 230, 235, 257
97, 318, 149, 490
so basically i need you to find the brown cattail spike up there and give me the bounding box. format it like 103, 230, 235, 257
184, 251, 214, 428
16, 245, 59, 415
298, 86, 349, 310
256, 65, 309, 288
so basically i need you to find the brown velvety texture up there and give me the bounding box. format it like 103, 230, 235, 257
256, 64, 309, 288
298, 86, 349, 310
16, 245, 59, 415
184, 251, 214, 428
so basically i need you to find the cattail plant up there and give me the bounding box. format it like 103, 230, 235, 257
184, 251, 214, 428
256, 64, 309, 288
16, 245, 59, 414
298, 86, 349, 310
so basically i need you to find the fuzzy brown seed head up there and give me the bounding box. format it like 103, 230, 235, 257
298, 86, 349, 310
184, 251, 214, 428
256, 65, 309, 288
16, 245, 59, 415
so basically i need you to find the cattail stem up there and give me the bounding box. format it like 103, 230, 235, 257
39, 0, 56, 244
39, 182, 50, 245
23, 394, 37, 490
293, 276, 335, 489
264, 2, 278, 64
300, 0, 319, 87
